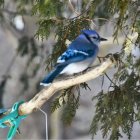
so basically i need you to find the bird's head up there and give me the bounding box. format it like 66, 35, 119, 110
81, 30, 107, 45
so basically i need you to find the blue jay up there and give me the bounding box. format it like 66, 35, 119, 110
40, 30, 107, 86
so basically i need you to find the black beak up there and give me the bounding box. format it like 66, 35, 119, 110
100, 37, 107, 41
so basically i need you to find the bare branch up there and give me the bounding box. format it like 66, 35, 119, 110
68, 0, 80, 15
18, 56, 115, 116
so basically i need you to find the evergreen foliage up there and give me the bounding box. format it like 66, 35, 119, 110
0, 0, 139, 139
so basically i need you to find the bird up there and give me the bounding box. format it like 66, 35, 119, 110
40, 30, 107, 86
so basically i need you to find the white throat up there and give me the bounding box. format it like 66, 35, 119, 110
90, 38, 100, 46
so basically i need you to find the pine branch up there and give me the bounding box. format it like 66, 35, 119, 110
17, 56, 115, 116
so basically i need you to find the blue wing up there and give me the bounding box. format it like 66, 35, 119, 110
57, 49, 95, 64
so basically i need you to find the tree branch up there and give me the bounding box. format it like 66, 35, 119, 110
18, 56, 115, 116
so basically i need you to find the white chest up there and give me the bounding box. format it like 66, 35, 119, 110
60, 57, 94, 75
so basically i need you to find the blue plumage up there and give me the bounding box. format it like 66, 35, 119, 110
41, 63, 68, 86
40, 30, 107, 86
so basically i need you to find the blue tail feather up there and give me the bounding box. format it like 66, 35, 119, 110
40, 64, 67, 86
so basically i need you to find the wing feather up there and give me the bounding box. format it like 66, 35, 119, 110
57, 49, 91, 64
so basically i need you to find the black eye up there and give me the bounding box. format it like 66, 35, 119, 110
92, 36, 97, 39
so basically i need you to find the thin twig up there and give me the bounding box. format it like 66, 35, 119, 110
98, 56, 117, 88
69, 0, 93, 20
94, 17, 116, 24
104, 73, 116, 86
68, 0, 80, 15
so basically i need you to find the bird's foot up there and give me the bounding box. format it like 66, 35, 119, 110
97, 56, 106, 63
98, 53, 114, 63
73, 68, 90, 76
